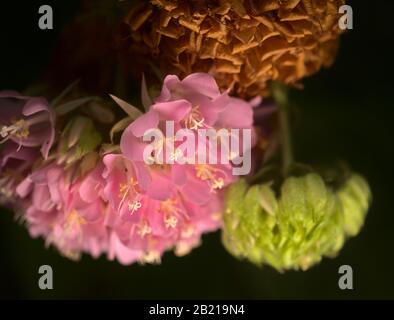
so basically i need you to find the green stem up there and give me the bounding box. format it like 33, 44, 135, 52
271, 82, 293, 176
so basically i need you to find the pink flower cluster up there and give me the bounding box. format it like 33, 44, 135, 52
0, 73, 257, 264
0, 92, 54, 206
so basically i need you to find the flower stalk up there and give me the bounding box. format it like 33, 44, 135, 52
271, 82, 293, 177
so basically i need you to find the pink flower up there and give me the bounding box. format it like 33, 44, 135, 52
16, 155, 223, 265
103, 153, 222, 264
0, 91, 56, 207
155, 73, 255, 129
122, 74, 255, 153
17, 163, 108, 260
0, 142, 39, 207
4, 74, 260, 265
120, 73, 256, 203
0, 91, 55, 158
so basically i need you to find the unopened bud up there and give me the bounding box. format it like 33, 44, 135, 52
222, 172, 371, 271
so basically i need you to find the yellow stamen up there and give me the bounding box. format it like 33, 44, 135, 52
140, 250, 161, 264
175, 242, 193, 257
184, 105, 205, 130
118, 178, 140, 212
128, 200, 142, 214
181, 225, 194, 238
0, 119, 30, 142
138, 220, 152, 237
195, 164, 225, 192
159, 198, 182, 216
211, 212, 222, 221
164, 215, 178, 229
64, 210, 86, 234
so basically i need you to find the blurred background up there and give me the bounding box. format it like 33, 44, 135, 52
0, 0, 393, 299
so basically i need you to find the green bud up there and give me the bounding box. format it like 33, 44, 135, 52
58, 116, 102, 165
222, 172, 371, 271
337, 174, 371, 237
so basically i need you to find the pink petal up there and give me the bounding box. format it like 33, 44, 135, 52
147, 172, 173, 201
16, 177, 33, 198
249, 96, 263, 108
155, 75, 180, 102
22, 97, 50, 116
216, 98, 254, 128
120, 133, 150, 162
182, 73, 221, 99
171, 164, 187, 187
108, 232, 140, 265
152, 100, 191, 122
132, 161, 152, 192
79, 175, 101, 203
199, 94, 230, 126
180, 174, 211, 205
126, 110, 159, 138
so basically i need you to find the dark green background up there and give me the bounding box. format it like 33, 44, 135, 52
1, 1, 393, 299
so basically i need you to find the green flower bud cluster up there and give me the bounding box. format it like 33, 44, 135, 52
222, 173, 371, 271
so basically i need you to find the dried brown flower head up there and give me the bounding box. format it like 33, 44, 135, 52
117, 0, 345, 98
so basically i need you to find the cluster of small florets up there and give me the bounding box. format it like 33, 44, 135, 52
0, 73, 257, 264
